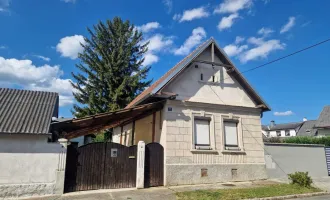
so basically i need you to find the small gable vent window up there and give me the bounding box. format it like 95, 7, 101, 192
200, 73, 203, 81
212, 76, 215, 83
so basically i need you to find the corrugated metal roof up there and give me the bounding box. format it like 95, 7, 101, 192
0, 88, 59, 134
315, 106, 330, 128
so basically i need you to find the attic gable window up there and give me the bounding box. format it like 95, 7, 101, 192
200, 73, 203, 81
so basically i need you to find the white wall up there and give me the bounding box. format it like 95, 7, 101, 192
268, 129, 296, 137
162, 47, 256, 108
0, 133, 65, 197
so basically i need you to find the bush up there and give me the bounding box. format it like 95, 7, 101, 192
283, 136, 330, 146
288, 172, 313, 188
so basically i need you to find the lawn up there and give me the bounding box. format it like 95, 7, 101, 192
176, 183, 322, 200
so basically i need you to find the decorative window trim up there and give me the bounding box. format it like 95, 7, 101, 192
220, 114, 244, 153
190, 111, 216, 152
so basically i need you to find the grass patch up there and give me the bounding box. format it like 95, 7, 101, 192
176, 183, 321, 200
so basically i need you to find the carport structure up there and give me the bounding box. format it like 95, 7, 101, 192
51, 100, 165, 140
50, 100, 165, 192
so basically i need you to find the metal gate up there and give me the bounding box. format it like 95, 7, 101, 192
64, 142, 137, 193
144, 143, 164, 187
325, 147, 330, 176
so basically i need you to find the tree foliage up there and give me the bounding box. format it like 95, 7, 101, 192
71, 17, 152, 141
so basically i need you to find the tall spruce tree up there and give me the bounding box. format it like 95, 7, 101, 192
71, 17, 151, 121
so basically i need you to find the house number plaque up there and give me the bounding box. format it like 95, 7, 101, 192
111, 148, 118, 157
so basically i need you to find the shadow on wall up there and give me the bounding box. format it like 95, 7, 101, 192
0, 133, 63, 153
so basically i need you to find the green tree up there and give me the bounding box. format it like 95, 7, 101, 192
71, 17, 151, 141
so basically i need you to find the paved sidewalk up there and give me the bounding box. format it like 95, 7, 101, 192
21, 180, 278, 200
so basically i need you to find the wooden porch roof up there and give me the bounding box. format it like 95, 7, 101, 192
51, 101, 165, 139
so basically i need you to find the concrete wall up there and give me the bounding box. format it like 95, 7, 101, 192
164, 100, 267, 185
162, 47, 256, 108
264, 143, 328, 178
0, 134, 66, 198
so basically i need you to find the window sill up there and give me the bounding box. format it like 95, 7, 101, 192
190, 149, 219, 154
221, 150, 246, 155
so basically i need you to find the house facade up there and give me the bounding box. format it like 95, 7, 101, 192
112, 38, 270, 185
315, 106, 330, 136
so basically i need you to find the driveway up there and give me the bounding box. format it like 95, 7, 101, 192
296, 195, 330, 200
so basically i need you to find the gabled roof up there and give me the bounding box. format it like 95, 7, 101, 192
262, 122, 303, 131
315, 105, 330, 128
0, 88, 59, 134
126, 37, 270, 111
297, 120, 317, 136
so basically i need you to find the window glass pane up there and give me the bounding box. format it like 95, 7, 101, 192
224, 121, 238, 146
194, 119, 210, 145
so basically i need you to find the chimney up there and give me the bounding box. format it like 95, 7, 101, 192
270, 120, 275, 128
303, 117, 307, 122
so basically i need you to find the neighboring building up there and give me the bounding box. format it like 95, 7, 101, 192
110, 38, 271, 185
0, 88, 66, 198
262, 119, 318, 138
262, 120, 303, 137
315, 105, 330, 136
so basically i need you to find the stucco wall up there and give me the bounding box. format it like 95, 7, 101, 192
164, 100, 267, 185
264, 143, 328, 178
318, 129, 330, 136
0, 134, 65, 198
162, 49, 256, 108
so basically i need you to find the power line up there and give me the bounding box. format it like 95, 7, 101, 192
218, 37, 330, 82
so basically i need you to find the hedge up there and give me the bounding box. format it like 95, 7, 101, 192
264, 136, 330, 146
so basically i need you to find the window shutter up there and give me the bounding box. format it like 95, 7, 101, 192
224, 121, 238, 146
194, 119, 210, 145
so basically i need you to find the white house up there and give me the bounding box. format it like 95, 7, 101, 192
262, 120, 303, 138
51, 37, 271, 188
0, 88, 67, 198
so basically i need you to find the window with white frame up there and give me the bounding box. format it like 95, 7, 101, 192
285, 130, 290, 136
224, 120, 239, 150
194, 118, 211, 150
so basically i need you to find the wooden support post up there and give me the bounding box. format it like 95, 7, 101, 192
120, 126, 123, 144
152, 112, 156, 142
131, 121, 135, 146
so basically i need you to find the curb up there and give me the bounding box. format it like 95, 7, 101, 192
244, 192, 330, 200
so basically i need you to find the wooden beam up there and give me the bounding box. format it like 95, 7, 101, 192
120, 126, 123, 144
194, 60, 233, 69
152, 112, 156, 142
131, 121, 135, 146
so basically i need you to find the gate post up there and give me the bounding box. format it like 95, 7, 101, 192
136, 141, 145, 189
55, 138, 68, 194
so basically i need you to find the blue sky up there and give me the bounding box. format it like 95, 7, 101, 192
1, 0, 330, 125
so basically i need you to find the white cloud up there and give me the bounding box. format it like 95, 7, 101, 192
235, 36, 245, 44
162, 0, 173, 13
174, 6, 210, 22
142, 34, 173, 66
33, 54, 51, 62
239, 37, 285, 63
274, 111, 294, 116
0, 0, 10, 12
61, 0, 76, 3
301, 21, 311, 28
280, 17, 296, 34
0, 56, 75, 106
56, 35, 86, 59
223, 44, 248, 57
174, 27, 206, 56
0, 45, 6, 49
258, 27, 274, 37
143, 53, 159, 66
146, 34, 173, 52
214, 0, 252, 14
136, 22, 161, 33
217, 13, 239, 31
